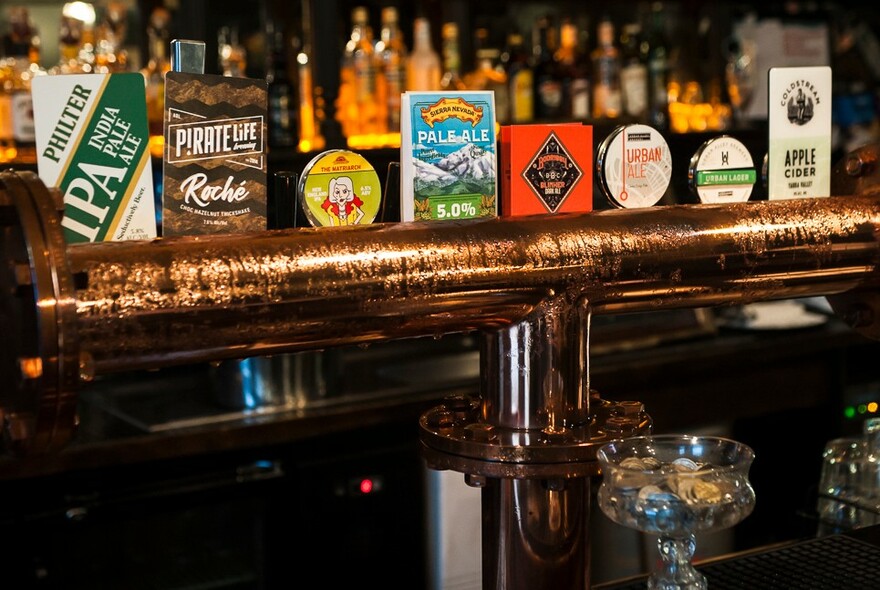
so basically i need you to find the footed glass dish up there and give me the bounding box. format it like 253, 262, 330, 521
597, 435, 756, 590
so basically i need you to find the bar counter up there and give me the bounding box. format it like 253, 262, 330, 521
0, 309, 870, 481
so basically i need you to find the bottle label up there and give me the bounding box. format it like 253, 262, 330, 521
0, 94, 12, 141
570, 78, 590, 119
597, 123, 671, 208
620, 64, 648, 118
537, 78, 563, 110
11, 92, 35, 142
510, 69, 534, 122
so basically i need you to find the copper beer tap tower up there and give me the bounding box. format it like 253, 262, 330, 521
3, 144, 880, 588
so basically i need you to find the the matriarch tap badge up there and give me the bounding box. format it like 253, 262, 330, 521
523, 132, 583, 213
767, 66, 832, 200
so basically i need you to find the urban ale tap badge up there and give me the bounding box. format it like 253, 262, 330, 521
32, 72, 157, 243
162, 72, 268, 235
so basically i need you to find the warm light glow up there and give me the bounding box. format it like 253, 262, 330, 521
62, 2, 96, 25
869, 402, 879, 413
19, 357, 43, 379
346, 132, 401, 150
359, 478, 374, 494
148, 135, 164, 160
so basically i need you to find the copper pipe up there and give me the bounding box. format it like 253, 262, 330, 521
69, 195, 880, 373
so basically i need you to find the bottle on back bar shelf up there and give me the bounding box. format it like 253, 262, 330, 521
407, 17, 440, 91
266, 23, 298, 149
533, 16, 563, 120
591, 16, 622, 119
337, 6, 381, 139
501, 32, 534, 123
375, 6, 407, 134
555, 18, 590, 121
440, 22, 467, 91
1, 6, 44, 163
619, 21, 648, 120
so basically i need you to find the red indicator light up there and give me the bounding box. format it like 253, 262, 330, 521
359, 478, 374, 494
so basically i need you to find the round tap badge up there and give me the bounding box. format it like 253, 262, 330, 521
298, 149, 382, 227
688, 135, 757, 203
596, 124, 672, 209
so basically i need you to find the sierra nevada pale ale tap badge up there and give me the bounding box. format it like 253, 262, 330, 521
162, 72, 268, 235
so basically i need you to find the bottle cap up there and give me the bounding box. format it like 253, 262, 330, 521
596, 124, 671, 208
688, 135, 756, 203
298, 149, 382, 227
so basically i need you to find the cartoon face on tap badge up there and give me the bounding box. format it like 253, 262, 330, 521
299, 150, 382, 227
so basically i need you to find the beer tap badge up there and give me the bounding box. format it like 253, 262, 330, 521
32, 72, 157, 243
767, 66, 831, 200
162, 72, 268, 235
500, 123, 593, 217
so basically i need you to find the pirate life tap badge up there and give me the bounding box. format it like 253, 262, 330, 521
298, 149, 382, 227
500, 123, 593, 217
767, 66, 832, 200
596, 124, 672, 209
688, 135, 757, 204
162, 72, 268, 236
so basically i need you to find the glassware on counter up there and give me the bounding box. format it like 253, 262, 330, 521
597, 435, 756, 590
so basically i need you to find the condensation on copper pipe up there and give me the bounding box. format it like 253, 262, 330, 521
65, 195, 880, 373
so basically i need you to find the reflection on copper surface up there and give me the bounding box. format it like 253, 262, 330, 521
63, 195, 880, 372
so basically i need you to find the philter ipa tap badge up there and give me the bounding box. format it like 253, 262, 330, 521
162, 72, 268, 235
767, 66, 832, 200
32, 72, 157, 243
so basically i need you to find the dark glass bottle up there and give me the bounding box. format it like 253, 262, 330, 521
645, 2, 670, 130
502, 32, 534, 123
266, 24, 298, 149
555, 19, 590, 120
532, 16, 563, 120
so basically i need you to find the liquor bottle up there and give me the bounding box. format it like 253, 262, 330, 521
218, 26, 247, 77
501, 32, 534, 123
466, 47, 510, 123
375, 6, 407, 133
94, 1, 129, 73
139, 7, 172, 159
532, 16, 563, 120
407, 17, 440, 91
645, 2, 670, 130
619, 22, 648, 120
0, 7, 43, 163
591, 16, 622, 119
265, 24, 297, 149
337, 6, 381, 138
296, 0, 323, 152
50, 12, 91, 75
440, 22, 466, 91
555, 19, 590, 120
